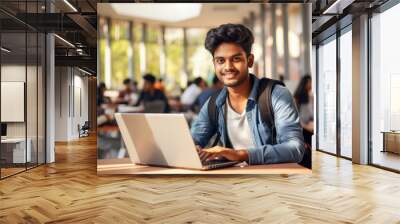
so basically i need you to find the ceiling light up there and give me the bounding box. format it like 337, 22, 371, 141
63, 0, 78, 12
110, 3, 202, 23
323, 0, 354, 15
1, 47, 11, 53
54, 34, 75, 48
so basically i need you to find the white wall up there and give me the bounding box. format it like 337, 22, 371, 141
1, 64, 46, 164
54, 67, 89, 141
0, 65, 42, 138
71, 72, 89, 139
1, 65, 26, 139
55, 66, 69, 141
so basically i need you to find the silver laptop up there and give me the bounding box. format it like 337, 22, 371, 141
115, 113, 238, 170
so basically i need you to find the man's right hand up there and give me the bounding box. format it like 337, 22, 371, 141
197, 145, 232, 163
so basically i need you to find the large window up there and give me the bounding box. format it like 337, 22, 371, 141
371, 3, 400, 171
317, 36, 337, 154
133, 23, 142, 81
165, 28, 184, 87
146, 26, 161, 77
186, 29, 213, 83
316, 27, 353, 159
110, 20, 130, 89
339, 28, 352, 158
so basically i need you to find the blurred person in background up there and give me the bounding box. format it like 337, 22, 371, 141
97, 82, 111, 106
293, 75, 313, 168
135, 73, 170, 113
97, 82, 115, 126
154, 78, 165, 93
196, 75, 224, 109
132, 81, 138, 93
117, 78, 138, 105
293, 75, 314, 133
180, 77, 207, 109
278, 74, 285, 83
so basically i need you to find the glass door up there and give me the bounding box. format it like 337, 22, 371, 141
370, 3, 400, 171
1, 30, 28, 178
317, 35, 337, 154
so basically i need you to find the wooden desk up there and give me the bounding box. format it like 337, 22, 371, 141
97, 158, 312, 175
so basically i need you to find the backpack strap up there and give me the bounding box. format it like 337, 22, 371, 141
207, 89, 222, 146
256, 78, 285, 144
207, 89, 221, 125
206, 89, 233, 148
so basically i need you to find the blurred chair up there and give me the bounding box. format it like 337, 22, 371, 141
78, 121, 90, 138
143, 100, 167, 113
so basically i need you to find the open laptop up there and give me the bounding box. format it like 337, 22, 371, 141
115, 113, 239, 170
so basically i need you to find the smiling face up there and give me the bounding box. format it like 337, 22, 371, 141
213, 42, 254, 88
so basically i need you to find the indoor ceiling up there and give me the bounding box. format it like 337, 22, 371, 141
1, 0, 394, 75
0, 0, 97, 74
97, 3, 261, 28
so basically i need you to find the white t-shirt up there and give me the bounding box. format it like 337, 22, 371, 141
180, 84, 201, 106
226, 100, 255, 150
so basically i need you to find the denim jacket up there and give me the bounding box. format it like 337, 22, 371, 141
190, 74, 305, 165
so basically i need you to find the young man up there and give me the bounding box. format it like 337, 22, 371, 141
191, 24, 304, 165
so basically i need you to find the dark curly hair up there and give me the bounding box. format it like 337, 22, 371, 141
294, 75, 312, 105
143, 73, 156, 84
205, 23, 254, 56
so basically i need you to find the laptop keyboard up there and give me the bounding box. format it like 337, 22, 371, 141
202, 159, 238, 169
202, 159, 228, 165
